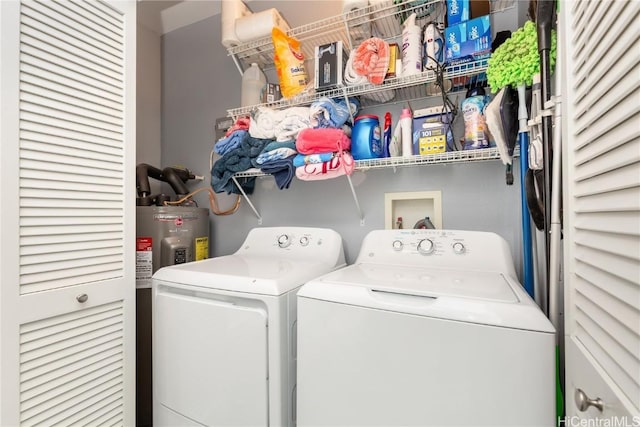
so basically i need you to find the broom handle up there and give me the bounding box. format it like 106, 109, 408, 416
537, 0, 556, 311
518, 84, 535, 297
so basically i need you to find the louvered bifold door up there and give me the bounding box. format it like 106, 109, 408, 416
19, 0, 126, 294
563, 0, 640, 419
0, 0, 136, 425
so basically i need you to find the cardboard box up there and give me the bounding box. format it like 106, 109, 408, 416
314, 41, 348, 90
413, 106, 454, 154
446, 0, 469, 26
386, 43, 400, 79
447, 0, 490, 25
262, 83, 282, 103
413, 107, 445, 154
444, 15, 491, 61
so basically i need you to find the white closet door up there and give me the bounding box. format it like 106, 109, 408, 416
562, 0, 640, 421
0, 0, 136, 425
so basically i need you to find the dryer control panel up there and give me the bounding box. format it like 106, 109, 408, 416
356, 229, 516, 275
235, 226, 346, 267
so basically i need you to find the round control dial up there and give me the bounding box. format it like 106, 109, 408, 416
417, 238, 435, 255
299, 236, 309, 246
452, 242, 466, 254
277, 234, 291, 248
392, 240, 403, 251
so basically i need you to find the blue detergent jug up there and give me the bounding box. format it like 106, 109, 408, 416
351, 115, 382, 160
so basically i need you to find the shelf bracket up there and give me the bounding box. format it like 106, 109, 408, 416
345, 174, 365, 226
231, 53, 244, 76
231, 176, 263, 225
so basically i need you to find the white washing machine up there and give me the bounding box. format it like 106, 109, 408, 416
152, 226, 345, 427
297, 229, 556, 427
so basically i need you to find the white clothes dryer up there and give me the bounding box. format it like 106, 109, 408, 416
152, 227, 345, 427
297, 229, 556, 427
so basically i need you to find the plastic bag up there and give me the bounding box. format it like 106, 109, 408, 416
272, 27, 308, 98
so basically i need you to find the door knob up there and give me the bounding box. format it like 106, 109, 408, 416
76, 294, 88, 303
575, 388, 604, 412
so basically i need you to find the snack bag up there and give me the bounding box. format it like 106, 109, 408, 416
272, 27, 308, 98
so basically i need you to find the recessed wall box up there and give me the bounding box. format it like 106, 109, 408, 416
314, 41, 348, 91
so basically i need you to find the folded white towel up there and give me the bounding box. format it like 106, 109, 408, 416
249, 107, 283, 140
275, 106, 311, 142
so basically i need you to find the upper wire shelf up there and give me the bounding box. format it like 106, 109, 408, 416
226, 0, 444, 71
227, 58, 488, 118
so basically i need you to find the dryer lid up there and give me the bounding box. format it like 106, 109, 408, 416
152, 254, 339, 296
298, 264, 555, 333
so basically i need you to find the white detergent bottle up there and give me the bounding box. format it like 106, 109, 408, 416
400, 107, 413, 157
241, 63, 267, 107
401, 13, 422, 76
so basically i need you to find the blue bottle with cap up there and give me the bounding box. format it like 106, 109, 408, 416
351, 115, 383, 160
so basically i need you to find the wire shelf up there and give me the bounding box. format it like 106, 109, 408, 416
231, 147, 507, 178
227, 58, 488, 118
227, 0, 444, 70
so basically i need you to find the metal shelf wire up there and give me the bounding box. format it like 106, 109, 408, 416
226, 58, 488, 118
227, 0, 443, 71
232, 147, 506, 178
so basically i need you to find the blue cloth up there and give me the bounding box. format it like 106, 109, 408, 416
263, 140, 296, 152
211, 135, 271, 194
292, 152, 334, 167
256, 147, 298, 165
310, 97, 360, 129
260, 156, 295, 190
214, 130, 247, 155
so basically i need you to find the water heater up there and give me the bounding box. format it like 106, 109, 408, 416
135, 163, 210, 287
135, 205, 209, 287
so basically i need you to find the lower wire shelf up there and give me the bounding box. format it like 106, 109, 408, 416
229, 147, 515, 225
232, 147, 505, 178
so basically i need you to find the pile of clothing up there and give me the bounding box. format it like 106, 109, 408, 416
212, 97, 359, 194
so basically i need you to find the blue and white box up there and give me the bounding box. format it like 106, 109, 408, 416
445, 15, 492, 61
446, 0, 469, 26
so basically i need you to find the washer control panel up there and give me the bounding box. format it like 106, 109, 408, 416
358, 229, 514, 273
385, 232, 467, 257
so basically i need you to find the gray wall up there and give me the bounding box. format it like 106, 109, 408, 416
160, 1, 526, 277
137, 21, 162, 194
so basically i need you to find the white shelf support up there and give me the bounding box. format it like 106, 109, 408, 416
345, 174, 365, 225
231, 176, 263, 224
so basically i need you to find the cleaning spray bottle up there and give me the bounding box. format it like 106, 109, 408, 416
400, 107, 413, 157
401, 13, 422, 76
382, 112, 392, 158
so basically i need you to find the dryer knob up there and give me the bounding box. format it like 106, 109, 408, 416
392, 240, 404, 251
299, 236, 309, 246
277, 234, 291, 248
417, 239, 435, 255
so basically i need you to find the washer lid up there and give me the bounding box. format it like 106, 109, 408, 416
152, 254, 338, 296
321, 263, 519, 302
298, 264, 555, 333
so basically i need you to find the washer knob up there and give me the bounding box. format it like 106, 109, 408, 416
299, 236, 309, 246
452, 242, 466, 254
277, 234, 291, 248
392, 240, 403, 251
417, 239, 435, 255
